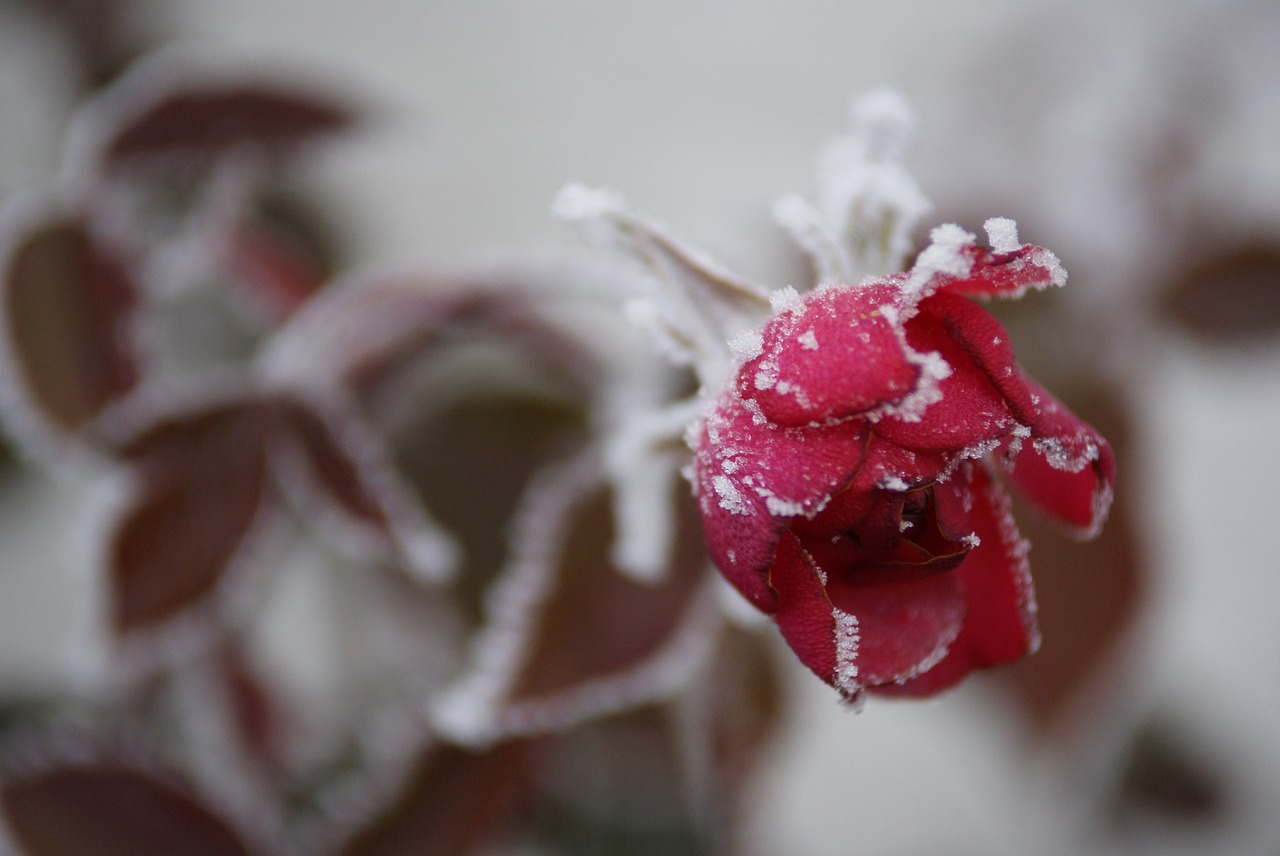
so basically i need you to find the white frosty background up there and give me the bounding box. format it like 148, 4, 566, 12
2, 1, 1279, 854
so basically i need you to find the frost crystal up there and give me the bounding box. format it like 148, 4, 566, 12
712, 474, 749, 515
832, 608, 862, 700
903, 223, 976, 297
983, 217, 1021, 254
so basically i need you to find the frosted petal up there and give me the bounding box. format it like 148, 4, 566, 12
875, 464, 1036, 697
997, 374, 1116, 537
738, 282, 920, 426
692, 390, 866, 611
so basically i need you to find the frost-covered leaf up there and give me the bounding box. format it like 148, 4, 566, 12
88, 75, 355, 172
1, 214, 139, 439
554, 183, 770, 385
432, 454, 716, 744
504, 471, 710, 705
0, 760, 260, 856
269, 397, 458, 583
336, 740, 531, 856
222, 223, 328, 320
109, 400, 271, 632
528, 706, 715, 855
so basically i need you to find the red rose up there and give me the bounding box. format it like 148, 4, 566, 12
691, 225, 1115, 701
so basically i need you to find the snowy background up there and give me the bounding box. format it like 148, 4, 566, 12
2, 1, 1279, 853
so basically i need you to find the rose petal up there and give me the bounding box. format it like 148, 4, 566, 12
768, 533, 838, 687
916, 291, 1043, 423
693, 391, 866, 611
935, 242, 1066, 300
740, 282, 920, 426
876, 463, 1036, 697
997, 375, 1116, 537
873, 297, 1015, 450
813, 543, 967, 686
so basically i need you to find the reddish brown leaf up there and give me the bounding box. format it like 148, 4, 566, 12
2, 216, 138, 434
393, 394, 588, 617
506, 477, 709, 703
339, 741, 531, 856
224, 224, 328, 319
0, 764, 255, 856
99, 84, 354, 169
110, 402, 270, 632
274, 399, 390, 530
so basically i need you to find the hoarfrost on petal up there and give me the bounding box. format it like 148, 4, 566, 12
983, 217, 1021, 255
728, 328, 764, 365
902, 223, 976, 299
832, 607, 862, 700
769, 285, 803, 314
712, 474, 750, 516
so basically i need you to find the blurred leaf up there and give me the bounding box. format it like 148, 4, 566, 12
222, 190, 340, 320
2, 216, 139, 435
505, 478, 709, 704
97, 82, 355, 171
9, 0, 149, 90
1108, 718, 1226, 828
703, 628, 785, 796
109, 402, 270, 632
1158, 242, 1280, 342
0, 762, 256, 856
338, 740, 531, 856
381, 368, 589, 619
529, 707, 713, 856
275, 399, 390, 530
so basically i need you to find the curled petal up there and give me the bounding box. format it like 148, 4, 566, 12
935, 236, 1067, 300
998, 374, 1116, 537
739, 282, 920, 426
873, 299, 1015, 450
876, 463, 1036, 697
768, 534, 839, 691
693, 392, 866, 611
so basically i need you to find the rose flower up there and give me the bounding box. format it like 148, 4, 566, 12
691, 223, 1115, 702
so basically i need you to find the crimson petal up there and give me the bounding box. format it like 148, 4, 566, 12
935, 242, 1066, 300
768, 533, 839, 689
739, 282, 919, 426
997, 374, 1115, 536
876, 463, 1036, 697
873, 298, 1015, 451
694, 391, 866, 611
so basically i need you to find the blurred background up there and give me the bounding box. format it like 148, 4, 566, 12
1, 1, 1278, 854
